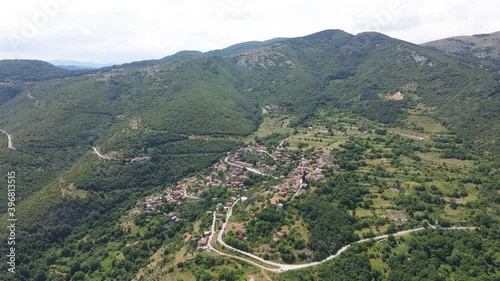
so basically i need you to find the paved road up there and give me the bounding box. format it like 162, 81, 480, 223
92, 146, 113, 160
215, 198, 341, 271
212, 198, 477, 272
183, 185, 201, 200
0, 129, 15, 149
207, 210, 281, 272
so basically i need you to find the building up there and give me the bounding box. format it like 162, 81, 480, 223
131, 156, 151, 163
167, 212, 179, 222
129, 210, 140, 216
199, 237, 208, 246
184, 233, 192, 243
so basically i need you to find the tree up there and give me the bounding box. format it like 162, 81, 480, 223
386, 223, 397, 234
218, 266, 236, 281
72, 271, 85, 281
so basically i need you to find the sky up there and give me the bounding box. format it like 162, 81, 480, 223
0, 0, 499, 65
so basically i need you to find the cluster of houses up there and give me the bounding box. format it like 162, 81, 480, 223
128, 142, 342, 229
164, 188, 185, 203
167, 144, 340, 200
232, 145, 290, 172
271, 157, 312, 195
240, 145, 269, 154
301, 148, 341, 176
144, 196, 163, 214
273, 172, 306, 195
171, 161, 251, 196
270, 148, 342, 195
129, 195, 165, 216
271, 147, 293, 160
123, 137, 350, 254
130, 195, 181, 222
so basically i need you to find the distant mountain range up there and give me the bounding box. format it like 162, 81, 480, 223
46, 32, 500, 72
47, 38, 289, 70
423, 31, 500, 71
48, 60, 113, 69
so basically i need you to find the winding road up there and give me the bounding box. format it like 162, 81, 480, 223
183, 182, 201, 200
92, 146, 113, 160
210, 198, 477, 273
0, 129, 15, 149
207, 211, 281, 272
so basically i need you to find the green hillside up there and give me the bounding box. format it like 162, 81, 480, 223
0, 29, 499, 280
0, 59, 94, 105
227, 30, 500, 156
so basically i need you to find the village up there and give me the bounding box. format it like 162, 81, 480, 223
117, 115, 482, 274
122, 137, 352, 253
127, 141, 340, 226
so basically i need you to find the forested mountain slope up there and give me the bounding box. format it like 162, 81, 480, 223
0, 29, 498, 280
0, 59, 94, 105
229, 30, 500, 156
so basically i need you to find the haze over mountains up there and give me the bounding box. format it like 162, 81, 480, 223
48, 60, 114, 70
0, 29, 499, 281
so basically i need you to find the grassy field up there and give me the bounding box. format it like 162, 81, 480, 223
406, 115, 448, 133
417, 152, 474, 167
163, 271, 196, 281
245, 116, 292, 143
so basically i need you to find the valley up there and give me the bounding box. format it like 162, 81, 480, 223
0, 29, 499, 281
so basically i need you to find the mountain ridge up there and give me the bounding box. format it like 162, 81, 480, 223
48, 60, 113, 69
422, 30, 500, 71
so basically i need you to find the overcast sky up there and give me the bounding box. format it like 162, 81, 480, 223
0, 0, 499, 64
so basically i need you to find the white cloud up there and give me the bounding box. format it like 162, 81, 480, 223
0, 0, 498, 64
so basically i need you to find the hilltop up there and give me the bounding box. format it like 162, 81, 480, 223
0, 59, 92, 81
0, 59, 94, 105
423, 31, 500, 70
